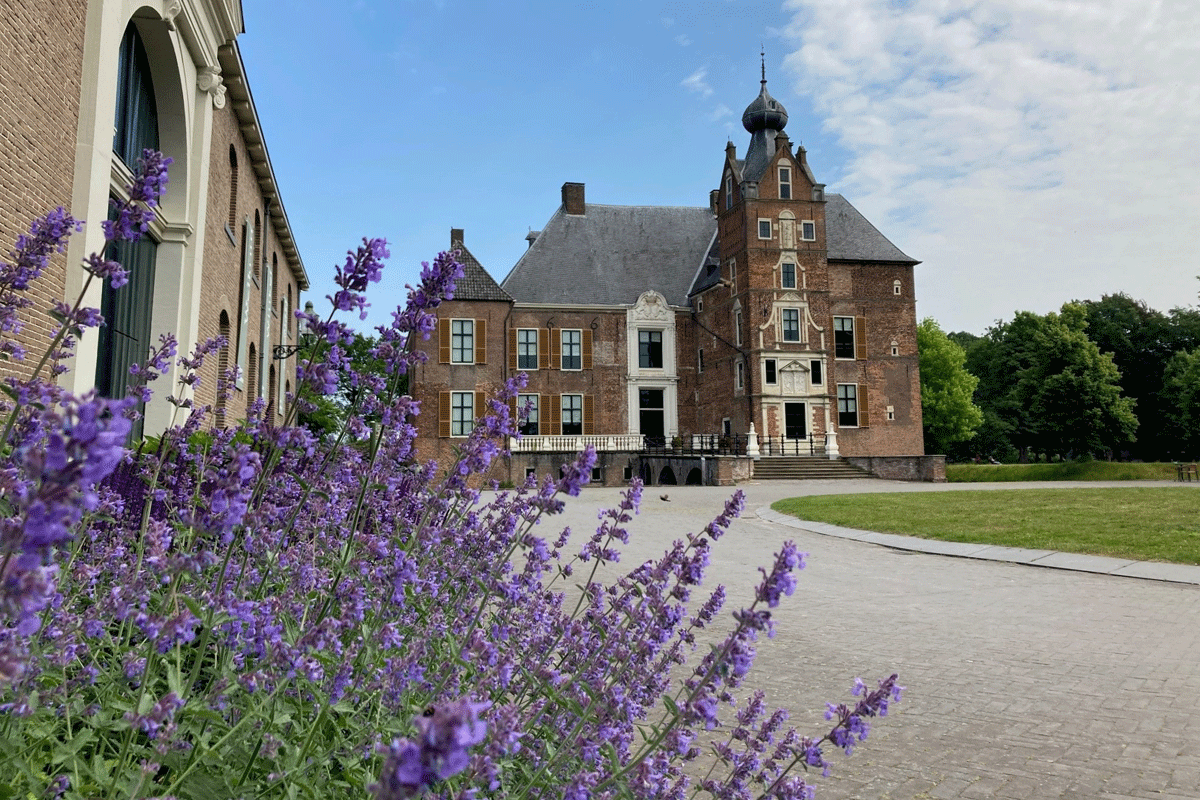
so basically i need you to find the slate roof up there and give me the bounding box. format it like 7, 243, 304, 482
449, 235, 512, 302
501, 205, 717, 307
825, 194, 919, 264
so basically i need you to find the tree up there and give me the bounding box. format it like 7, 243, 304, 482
917, 318, 983, 455
966, 304, 1137, 460
1160, 347, 1200, 459
296, 332, 402, 437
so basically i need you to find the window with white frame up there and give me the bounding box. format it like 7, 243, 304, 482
561, 394, 583, 435
638, 330, 663, 369
451, 391, 474, 436
728, 258, 736, 284
837, 384, 858, 427
781, 262, 796, 289
517, 394, 539, 436
735, 308, 743, 346
782, 308, 800, 342
561, 329, 582, 370
765, 358, 777, 385
891, 340, 900, 357
778, 166, 792, 199
725, 175, 733, 210
801, 220, 816, 241
451, 319, 475, 363
736, 361, 744, 391
893, 279, 902, 295
758, 219, 772, 239
810, 359, 823, 386
886, 405, 895, 421
517, 328, 538, 370
834, 316, 855, 359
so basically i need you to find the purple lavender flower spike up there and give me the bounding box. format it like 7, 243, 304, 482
372, 699, 490, 799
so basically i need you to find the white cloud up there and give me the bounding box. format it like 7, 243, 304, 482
675, 34, 692, 47
709, 103, 732, 122
682, 67, 714, 98
781, 0, 1200, 332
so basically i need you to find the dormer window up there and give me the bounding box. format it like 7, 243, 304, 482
725, 175, 733, 210
778, 166, 791, 199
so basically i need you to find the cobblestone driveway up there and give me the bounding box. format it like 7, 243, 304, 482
541, 480, 1200, 800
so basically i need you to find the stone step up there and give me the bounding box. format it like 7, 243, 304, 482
751, 457, 871, 480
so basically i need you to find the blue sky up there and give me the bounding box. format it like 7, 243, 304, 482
239, 0, 1200, 336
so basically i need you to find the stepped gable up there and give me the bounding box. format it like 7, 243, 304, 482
502, 200, 716, 308
824, 194, 920, 264
449, 229, 512, 302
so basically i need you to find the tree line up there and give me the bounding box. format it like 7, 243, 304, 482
918, 294, 1200, 462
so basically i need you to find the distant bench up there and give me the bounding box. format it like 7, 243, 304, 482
1177, 463, 1198, 482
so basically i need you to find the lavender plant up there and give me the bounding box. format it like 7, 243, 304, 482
0, 152, 902, 800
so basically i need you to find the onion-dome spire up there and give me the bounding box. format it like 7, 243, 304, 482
742, 51, 788, 133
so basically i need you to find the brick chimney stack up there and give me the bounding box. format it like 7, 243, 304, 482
451, 228, 464, 246
562, 182, 585, 216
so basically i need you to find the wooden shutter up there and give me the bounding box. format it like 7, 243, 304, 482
858, 384, 870, 427
550, 329, 561, 370
582, 329, 593, 370
547, 394, 561, 435
508, 328, 518, 371
583, 395, 594, 435
855, 316, 867, 360
538, 328, 550, 370
476, 319, 487, 364
508, 396, 517, 424
438, 391, 451, 437
475, 391, 486, 424
438, 318, 450, 364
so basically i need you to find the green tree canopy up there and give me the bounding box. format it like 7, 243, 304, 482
1160, 347, 1200, 459
917, 318, 983, 455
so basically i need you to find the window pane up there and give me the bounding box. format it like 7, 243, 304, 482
765, 359, 777, 384
782, 263, 796, 289
451, 319, 474, 363
783, 309, 800, 342
518, 394, 539, 436
451, 392, 474, 436
562, 329, 581, 369
779, 167, 791, 199
802, 221, 816, 241
638, 330, 663, 368
834, 317, 855, 359
810, 359, 823, 385
837, 385, 858, 427
758, 220, 771, 239
518, 329, 538, 369
562, 394, 583, 435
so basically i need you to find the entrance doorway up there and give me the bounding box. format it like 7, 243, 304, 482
784, 402, 807, 440
639, 388, 665, 447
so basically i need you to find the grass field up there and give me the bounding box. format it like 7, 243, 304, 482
946, 461, 1181, 482
771, 487, 1200, 565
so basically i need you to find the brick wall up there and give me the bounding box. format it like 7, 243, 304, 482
0, 0, 88, 378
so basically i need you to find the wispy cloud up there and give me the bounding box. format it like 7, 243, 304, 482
781, 0, 1200, 332
675, 34, 692, 47
709, 103, 732, 122
681, 67, 713, 98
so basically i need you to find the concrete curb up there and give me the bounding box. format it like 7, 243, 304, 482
755, 506, 1200, 586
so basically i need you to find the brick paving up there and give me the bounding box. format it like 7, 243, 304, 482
539, 479, 1200, 800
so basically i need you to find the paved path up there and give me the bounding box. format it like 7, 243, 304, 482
541, 479, 1200, 799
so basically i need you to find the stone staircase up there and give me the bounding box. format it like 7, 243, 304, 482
750, 456, 871, 481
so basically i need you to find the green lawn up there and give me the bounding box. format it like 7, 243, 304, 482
946, 461, 1180, 482
771, 487, 1200, 565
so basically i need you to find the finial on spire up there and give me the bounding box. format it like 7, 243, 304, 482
761, 47, 766, 84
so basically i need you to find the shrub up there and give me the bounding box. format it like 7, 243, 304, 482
0, 153, 901, 799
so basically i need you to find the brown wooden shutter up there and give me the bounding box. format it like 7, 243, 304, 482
550, 330, 561, 370
538, 328, 550, 370
438, 318, 450, 364
858, 384, 870, 427
583, 395, 594, 435
475, 391, 486, 423
582, 329, 593, 370
508, 396, 517, 424
438, 391, 451, 437
475, 319, 487, 364
547, 394, 561, 435
855, 316, 867, 360
508, 328, 517, 371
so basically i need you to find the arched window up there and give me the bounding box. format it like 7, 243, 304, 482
216, 311, 231, 428
100, 22, 160, 441
227, 146, 238, 229
247, 343, 258, 413
113, 22, 158, 167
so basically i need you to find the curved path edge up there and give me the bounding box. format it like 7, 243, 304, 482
755, 505, 1200, 586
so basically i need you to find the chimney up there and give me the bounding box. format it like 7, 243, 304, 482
451, 227, 464, 246
709, 189, 720, 215
725, 140, 736, 160
562, 182, 585, 216
525, 230, 541, 248
775, 131, 790, 154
